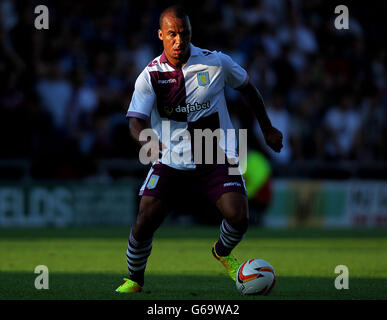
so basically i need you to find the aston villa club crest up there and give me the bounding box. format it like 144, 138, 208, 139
197, 71, 210, 86
147, 175, 159, 189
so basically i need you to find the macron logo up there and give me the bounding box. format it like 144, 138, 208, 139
224, 182, 242, 187
158, 79, 177, 84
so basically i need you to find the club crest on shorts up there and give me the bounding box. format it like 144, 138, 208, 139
197, 71, 210, 86
147, 174, 159, 189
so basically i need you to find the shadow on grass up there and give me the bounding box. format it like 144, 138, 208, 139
1, 226, 387, 240
0, 271, 386, 300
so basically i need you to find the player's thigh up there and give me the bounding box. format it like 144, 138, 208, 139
216, 191, 249, 225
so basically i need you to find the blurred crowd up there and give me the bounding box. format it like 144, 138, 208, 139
0, 0, 386, 179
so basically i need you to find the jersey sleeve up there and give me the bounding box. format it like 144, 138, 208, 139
218, 52, 249, 89
126, 69, 156, 121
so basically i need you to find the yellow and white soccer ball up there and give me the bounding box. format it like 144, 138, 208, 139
236, 259, 276, 295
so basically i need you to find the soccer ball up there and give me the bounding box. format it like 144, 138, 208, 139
236, 259, 276, 295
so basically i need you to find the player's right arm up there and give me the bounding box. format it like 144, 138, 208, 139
126, 68, 164, 159
129, 117, 165, 152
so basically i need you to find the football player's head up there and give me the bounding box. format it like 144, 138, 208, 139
158, 5, 192, 66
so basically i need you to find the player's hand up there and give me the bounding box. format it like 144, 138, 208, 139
263, 126, 283, 153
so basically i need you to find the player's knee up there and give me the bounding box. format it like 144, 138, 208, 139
134, 196, 166, 240
133, 215, 157, 241
135, 207, 158, 231
227, 214, 249, 234
220, 194, 249, 233
224, 205, 249, 233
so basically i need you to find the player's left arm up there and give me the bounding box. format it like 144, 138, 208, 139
237, 81, 283, 153
219, 52, 283, 153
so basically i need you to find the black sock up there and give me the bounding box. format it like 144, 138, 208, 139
126, 229, 153, 287
215, 219, 247, 256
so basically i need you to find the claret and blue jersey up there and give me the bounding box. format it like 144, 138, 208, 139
127, 43, 249, 169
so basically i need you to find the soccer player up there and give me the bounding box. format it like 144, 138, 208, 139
116, 6, 283, 293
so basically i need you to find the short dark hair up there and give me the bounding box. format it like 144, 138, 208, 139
159, 5, 189, 28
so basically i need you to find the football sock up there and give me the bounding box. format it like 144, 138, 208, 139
126, 229, 153, 287
215, 219, 247, 257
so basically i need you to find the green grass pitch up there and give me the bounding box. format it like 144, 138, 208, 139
0, 226, 386, 300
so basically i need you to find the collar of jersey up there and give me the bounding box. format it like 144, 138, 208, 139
160, 43, 199, 68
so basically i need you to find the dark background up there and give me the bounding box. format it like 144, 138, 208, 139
1, 0, 386, 182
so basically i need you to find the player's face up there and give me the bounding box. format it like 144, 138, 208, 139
158, 15, 192, 66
